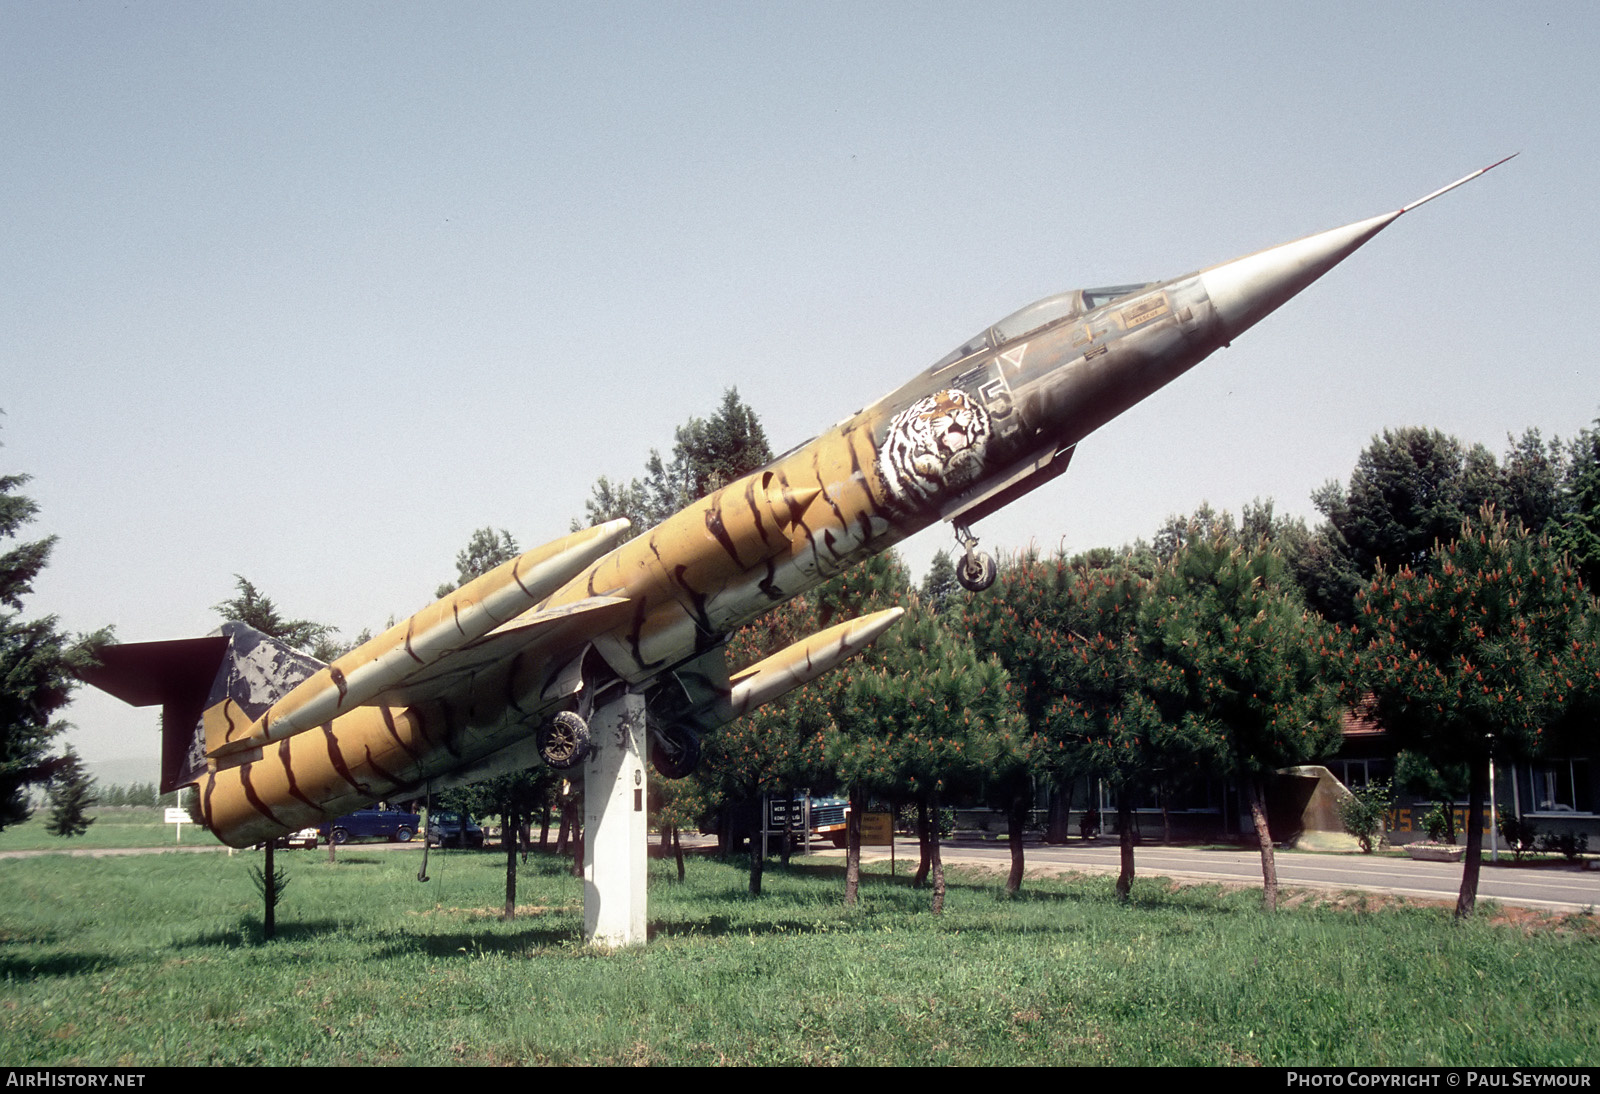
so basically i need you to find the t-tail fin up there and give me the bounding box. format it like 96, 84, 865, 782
79, 622, 324, 794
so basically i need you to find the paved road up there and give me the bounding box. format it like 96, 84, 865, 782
10, 836, 1598, 914
814, 837, 1600, 914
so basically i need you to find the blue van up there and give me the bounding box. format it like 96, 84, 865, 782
318, 804, 421, 844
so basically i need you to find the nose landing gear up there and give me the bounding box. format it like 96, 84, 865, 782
953, 522, 997, 592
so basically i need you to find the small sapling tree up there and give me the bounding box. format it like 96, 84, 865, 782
43, 745, 97, 838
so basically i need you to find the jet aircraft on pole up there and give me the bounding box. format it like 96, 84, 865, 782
83, 158, 1511, 942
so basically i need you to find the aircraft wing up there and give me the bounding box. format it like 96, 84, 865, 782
197, 520, 632, 761
365, 594, 633, 706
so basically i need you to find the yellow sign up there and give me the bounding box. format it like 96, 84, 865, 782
859, 812, 894, 846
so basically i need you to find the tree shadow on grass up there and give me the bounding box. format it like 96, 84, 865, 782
648, 914, 861, 941
176, 917, 362, 949
0, 950, 121, 980
173, 914, 585, 953
372, 924, 580, 957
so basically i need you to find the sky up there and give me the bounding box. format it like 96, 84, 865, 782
5, 2, 1597, 776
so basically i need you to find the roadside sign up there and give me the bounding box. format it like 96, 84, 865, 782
165, 807, 188, 842
860, 812, 893, 846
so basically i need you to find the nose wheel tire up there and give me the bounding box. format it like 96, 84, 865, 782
956, 550, 997, 592
538, 711, 593, 770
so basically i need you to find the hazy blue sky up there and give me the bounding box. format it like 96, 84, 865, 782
5, 3, 1596, 772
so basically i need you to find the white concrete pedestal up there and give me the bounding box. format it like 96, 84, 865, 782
582, 691, 649, 946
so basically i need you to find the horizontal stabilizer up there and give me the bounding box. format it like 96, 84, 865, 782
79, 635, 229, 710
78, 623, 323, 794
78, 634, 230, 796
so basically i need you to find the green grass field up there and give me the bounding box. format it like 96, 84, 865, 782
3, 833, 1598, 1067
0, 806, 224, 851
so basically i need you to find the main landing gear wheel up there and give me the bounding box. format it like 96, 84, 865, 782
649, 723, 702, 779
952, 521, 997, 592
538, 710, 593, 770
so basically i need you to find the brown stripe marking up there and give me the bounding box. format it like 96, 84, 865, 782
432, 700, 464, 760
359, 745, 402, 788
742, 475, 774, 546
672, 562, 715, 635
409, 703, 446, 752
321, 725, 367, 793
239, 762, 289, 829
279, 739, 319, 812
801, 457, 847, 530
625, 592, 666, 671
199, 774, 217, 828
379, 704, 423, 761
704, 503, 743, 567
758, 557, 783, 601
850, 427, 912, 534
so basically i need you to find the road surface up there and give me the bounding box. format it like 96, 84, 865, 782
817, 836, 1600, 914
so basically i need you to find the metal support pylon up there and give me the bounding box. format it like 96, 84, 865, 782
582, 690, 648, 946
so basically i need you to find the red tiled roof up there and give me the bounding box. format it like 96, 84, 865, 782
1342, 693, 1385, 737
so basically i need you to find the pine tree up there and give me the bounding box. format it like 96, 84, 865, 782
962, 550, 1077, 846
1555, 420, 1600, 590
708, 594, 837, 894
0, 465, 107, 831
1354, 505, 1596, 917
919, 551, 960, 615
1040, 559, 1227, 900
435, 527, 520, 599
1140, 532, 1346, 911
578, 387, 772, 532
829, 596, 1020, 911
44, 745, 97, 838
214, 576, 339, 659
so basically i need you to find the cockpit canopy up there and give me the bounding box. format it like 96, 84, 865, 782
929, 283, 1155, 370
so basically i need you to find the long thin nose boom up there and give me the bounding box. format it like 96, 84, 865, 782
1197, 155, 1516, 344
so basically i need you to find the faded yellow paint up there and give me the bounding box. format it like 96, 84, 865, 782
195, 403, 925, 846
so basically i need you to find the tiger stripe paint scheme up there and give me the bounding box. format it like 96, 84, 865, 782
83, 162, 1509, 847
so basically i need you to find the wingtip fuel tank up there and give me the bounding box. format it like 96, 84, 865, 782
84, 161, 1511, 847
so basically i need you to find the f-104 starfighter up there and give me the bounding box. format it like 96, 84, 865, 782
83, 158, 1512, 847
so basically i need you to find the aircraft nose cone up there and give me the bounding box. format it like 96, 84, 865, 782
1199, 210, 1401, 343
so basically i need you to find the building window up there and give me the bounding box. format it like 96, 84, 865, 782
1525, 760, 1592, 815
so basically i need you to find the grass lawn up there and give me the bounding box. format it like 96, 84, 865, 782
2, 844, 1598, 1066
0, 806, 224, 852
